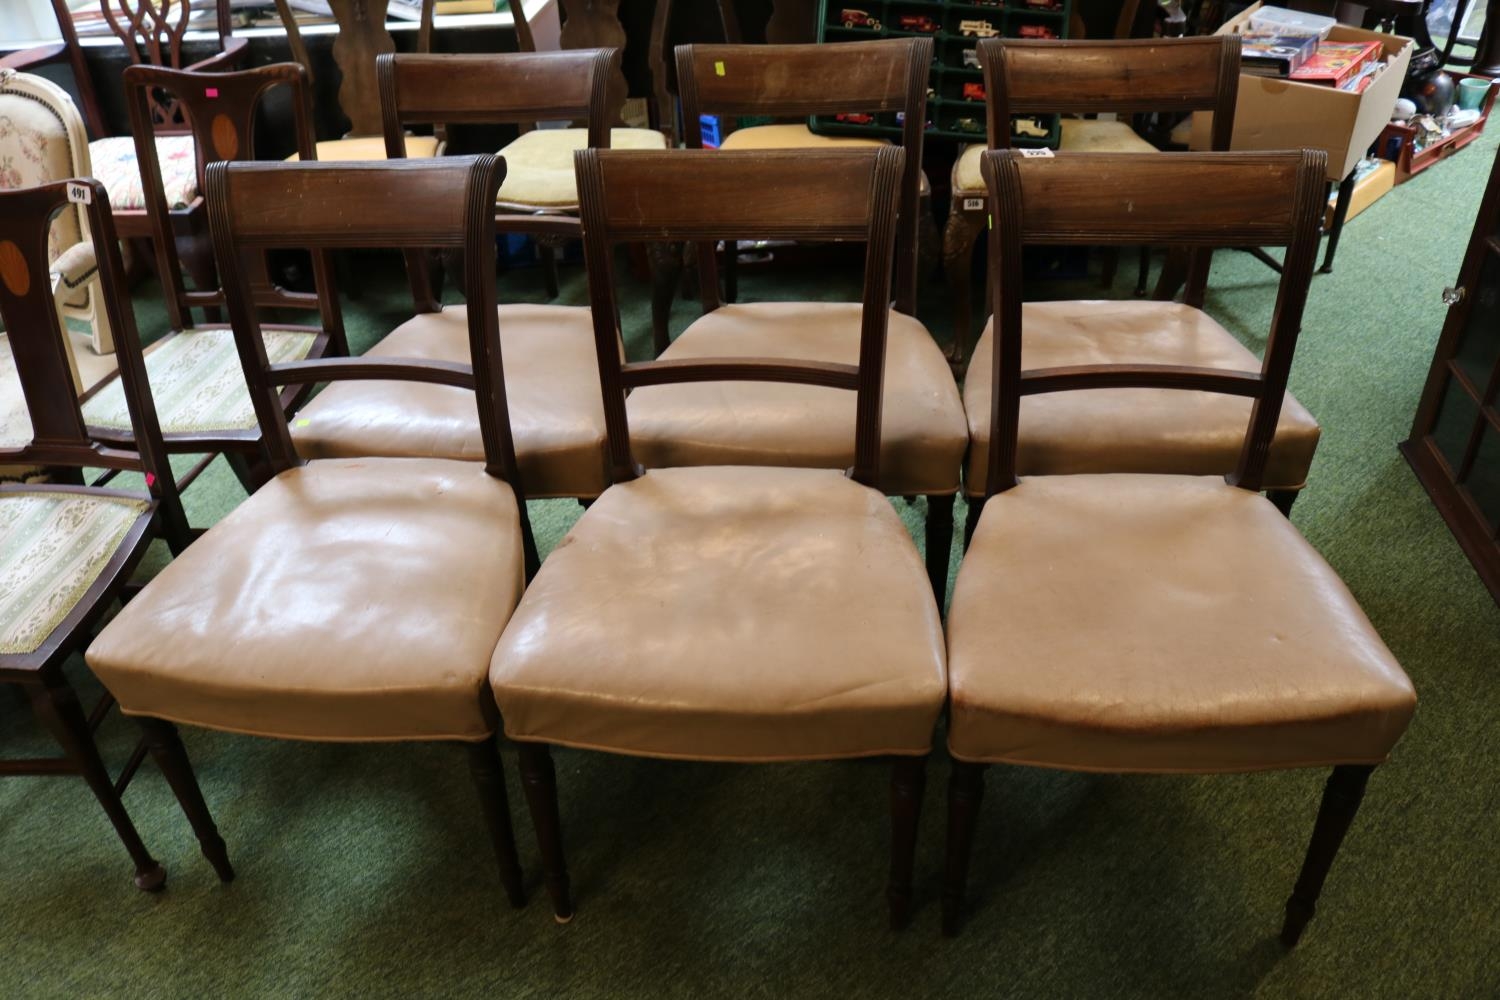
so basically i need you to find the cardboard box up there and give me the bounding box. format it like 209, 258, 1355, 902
1323, 158, 1394, 228
1191, 3, 1413, 181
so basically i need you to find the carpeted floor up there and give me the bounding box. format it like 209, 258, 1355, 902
4, 129, 1500, 998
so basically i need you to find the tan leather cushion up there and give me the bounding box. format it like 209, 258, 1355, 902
286, 135, 442, 162
963, 301, 1320, 495
87, 458, 524, 741
947, 474, 1416, 772
954, 120, 1157, 193
490, 466, 947, 761
629, 303, 966, 495
495, 127, 667, 208
291, 304, 609, 499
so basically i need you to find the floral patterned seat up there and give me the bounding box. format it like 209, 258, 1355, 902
89, 134, 199, 211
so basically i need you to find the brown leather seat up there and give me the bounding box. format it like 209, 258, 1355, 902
628, 303, 966, 496
291, 304, 609, 498
946, 474, 1417, 773
490, 465, 947, 762
963, 301, 1321, 496
88, 457, 525, 742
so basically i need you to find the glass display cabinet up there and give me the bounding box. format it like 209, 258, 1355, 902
1402, 143, 1500, 605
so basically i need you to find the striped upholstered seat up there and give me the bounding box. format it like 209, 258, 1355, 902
82, 327, 317, 434
0, 491, 150, 655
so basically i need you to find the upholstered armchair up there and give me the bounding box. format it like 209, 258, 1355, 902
0, 69, 121, 485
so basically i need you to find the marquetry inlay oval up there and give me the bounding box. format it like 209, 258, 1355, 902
211, 113, 239, 160
0, 241, 30, 297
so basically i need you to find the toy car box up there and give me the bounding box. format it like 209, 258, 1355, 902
1188, 1, 1412, 182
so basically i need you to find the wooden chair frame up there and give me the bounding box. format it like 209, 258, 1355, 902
675, 39, 932, 325
375, 48, 620, 310
0, 178, 196, 890
510, 145, 920, 927
1, 1, 250, 299
105, 62, 344, 505
671, 40, 957, 601
111, 154, 536, 900
944, 148, 1376, 947
942, 35, 1241, 364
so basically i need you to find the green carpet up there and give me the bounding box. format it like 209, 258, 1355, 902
5, 132, 1500, 999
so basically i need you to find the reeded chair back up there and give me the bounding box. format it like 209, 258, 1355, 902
0, 178, 188, 639
124, 62, 340, 338
978, 146, 1327, 500
675, 40, 931, 315
576, 146, 906, 488
206, 155, 534, 565
979, 35, 1242, 305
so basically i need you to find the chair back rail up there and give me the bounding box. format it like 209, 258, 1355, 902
205, 156, 527, 497
123, 62, 340, 340
575, 146, 904, 489
980, 148, 1326, 499
979, 36, 1242, 305
675, 39, 931, 315
0, 180, 185, 538
376, 49, 619, 152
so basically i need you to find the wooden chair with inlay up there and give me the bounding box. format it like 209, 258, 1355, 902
282, 49, 615, 503
2, 0, 250, 299
942, 147, 1417, 942
0, 177, 195, 889
490, 147, 947, 930
656, 39, 964, 600
104, 62, 344, 511
669, 38, 935, 347
943, 35, 1242, 365
86, 156, 535, 902
957, 37, 1323, 529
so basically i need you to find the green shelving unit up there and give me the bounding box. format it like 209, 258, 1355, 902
808, 0, 1070, 146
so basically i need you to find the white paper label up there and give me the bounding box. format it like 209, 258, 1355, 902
1019, 147, 1054, 158
66, 182, 92, 204
962, 197, 984, 211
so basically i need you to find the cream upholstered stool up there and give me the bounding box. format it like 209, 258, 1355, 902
87, 156, 534, 903
492, 147, 946, 930
961, 299, 1322, 524
288, 51, 642, 502
942, 36, 1243, 365
1, 177, 193, 889
942, 147, 1416, 944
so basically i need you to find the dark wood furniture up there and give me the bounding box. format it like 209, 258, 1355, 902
666, 39, 962, 601
677, 38, 932, 322
275, 0, 438, 151
493, 146, 946, 930
86, 155, 537, 901
943, 147, 1416, 945
1, 0, 248, 295
1402, 143, 1500, 605
945, 35, 1240, 365
104, 62, 342, 505
0, 177, 192, 889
